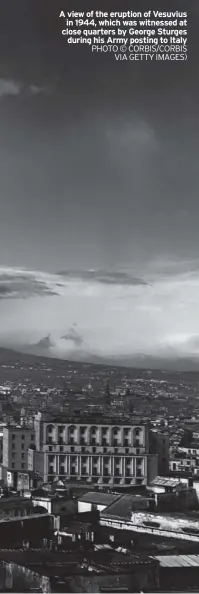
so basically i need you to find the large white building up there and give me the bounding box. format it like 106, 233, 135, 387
32, 412, 158, 485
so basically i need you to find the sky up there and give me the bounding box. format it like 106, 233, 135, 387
0, 0, 199, 366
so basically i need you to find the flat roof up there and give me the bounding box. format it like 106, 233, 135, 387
59, 521, 92, 534
0, 512, 50, 524
5, 425, 33, 431
0, 497, 33, 506
37, 414, 147, 426
150, 476, 182, 487
79, 491, 121, 506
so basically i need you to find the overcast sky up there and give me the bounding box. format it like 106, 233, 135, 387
0, 0, 199, 365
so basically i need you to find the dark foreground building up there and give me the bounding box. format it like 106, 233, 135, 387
0, 550, 159, 593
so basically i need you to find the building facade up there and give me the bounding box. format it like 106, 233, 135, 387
2, 425, 35, 475
33, 412, 158, 485
149, 430, 169, 475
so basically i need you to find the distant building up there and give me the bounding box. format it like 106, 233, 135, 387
148, 476, 198, 511
149, 431, 169, 475
1, 425, 35, 486
31, 487, 77, 517
78, 491, 154, 517
33, 412, 158, 486
100, 509, 199, 543
78, 492, 121, 514
152, 554, 199, 592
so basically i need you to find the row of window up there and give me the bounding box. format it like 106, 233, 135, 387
47, 474, 143, 485
48, 454, 144, 462
47, 445, 142, 454
11, 462, 25, 469
46, 435, 141, 447
11, 433, 34, 440
47, 425, 142, 435
51, 469, 144, 477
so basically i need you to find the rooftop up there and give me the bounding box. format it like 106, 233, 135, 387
5, 425, 33, 431
101, 494, 152, 519
78, 491, 121, 506
150, 476, 182, 488
58, 520, 93, 535
36, 413, 147, 426
152, 554, 199, 567
0, 512, 50, 524
0, 549, 158, 577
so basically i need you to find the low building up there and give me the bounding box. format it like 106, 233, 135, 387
151, 554, 199, 591
31, 487, 77, 517
78, 491, 121, 513
148, 475, 184, 494
100, 509, 199, 543
0, 495, 34, 519
55, 510, 100, 545
148, 475, 199, 510
0, 513, 53, 547
0, 549, 159, 593
17, 469, 43, 493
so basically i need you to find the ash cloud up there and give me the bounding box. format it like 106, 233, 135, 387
0, 262, 199, 368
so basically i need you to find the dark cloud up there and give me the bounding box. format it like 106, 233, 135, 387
0, 286, 12, 296
0, 0, 198, 276
0, 268, 58, 299
59, 270, 148, 286
0, 1, 199, 368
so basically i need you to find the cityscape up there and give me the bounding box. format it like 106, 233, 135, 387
0, 0, 199, 591
0, 349, 199, 590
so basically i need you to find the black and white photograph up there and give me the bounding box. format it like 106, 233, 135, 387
0, 0, 199, 591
